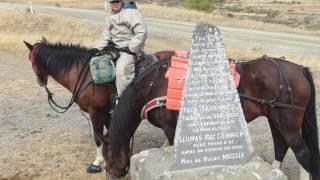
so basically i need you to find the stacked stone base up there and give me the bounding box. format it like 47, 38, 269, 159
130, 147, 288, 180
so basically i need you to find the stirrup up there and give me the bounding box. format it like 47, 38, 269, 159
108, 93, 118, 114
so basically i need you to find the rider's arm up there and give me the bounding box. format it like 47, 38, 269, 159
96, 17, 111, 50
127, 9, 147, 54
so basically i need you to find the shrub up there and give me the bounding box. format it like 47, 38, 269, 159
184, 0, 216, 13
55, 2, 61, 7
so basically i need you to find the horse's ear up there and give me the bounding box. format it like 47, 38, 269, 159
41, 36, 47, 44
23, 41, 33, 51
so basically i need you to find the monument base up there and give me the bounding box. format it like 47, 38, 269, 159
130, 147, 288, 180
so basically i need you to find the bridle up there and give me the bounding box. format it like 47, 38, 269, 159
28, 42, 94, 113
29, 42, 48, 86
44, 58, 93, 113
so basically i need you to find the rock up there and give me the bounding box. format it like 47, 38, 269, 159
130, 146, 288, 180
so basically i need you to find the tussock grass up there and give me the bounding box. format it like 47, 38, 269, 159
139, 4, 320, 35
0, 10, 318, 70
0, 10, 100, 57
226, 47, 320, 70
147, 36, 320, 70
6, 0, 320, 35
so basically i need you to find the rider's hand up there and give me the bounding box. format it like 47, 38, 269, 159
119, 47, 135, 55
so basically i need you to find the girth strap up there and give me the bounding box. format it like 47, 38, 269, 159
141, 96, 166, 120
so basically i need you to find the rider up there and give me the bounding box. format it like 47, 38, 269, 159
96, 0, 147, 108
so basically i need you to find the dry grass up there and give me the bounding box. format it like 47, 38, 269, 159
0, 10, 100, 57
0, 9, 318, 70
138, 4, 320, 35
1, 0, 105, 9
3, 0, 320, 35
146, 35, 320, 71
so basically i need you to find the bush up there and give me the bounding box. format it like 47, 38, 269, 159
184, 0, 216, 13
55, 2, 61, 7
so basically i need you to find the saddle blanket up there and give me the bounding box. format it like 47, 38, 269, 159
165, 50, 240, 110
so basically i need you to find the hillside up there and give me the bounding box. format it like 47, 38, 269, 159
134, 0, 320, 30
0, 0, 319, 32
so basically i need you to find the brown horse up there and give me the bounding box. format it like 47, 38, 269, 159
106, 55, 320, 179
23, 37, 116, 173
23, 38, 176, 175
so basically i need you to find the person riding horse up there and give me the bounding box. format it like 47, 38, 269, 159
96, 0, 148, 110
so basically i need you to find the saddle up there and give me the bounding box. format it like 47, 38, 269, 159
165, 51, 241, 110
135, 53, 159, 75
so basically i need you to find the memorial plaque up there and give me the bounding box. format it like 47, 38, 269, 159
174, 23, 254, 170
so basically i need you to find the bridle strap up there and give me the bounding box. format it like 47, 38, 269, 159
44, 53, 93, 113
238, 57, 305, 111
238, 93, 305, 111
29, 43, 43, 80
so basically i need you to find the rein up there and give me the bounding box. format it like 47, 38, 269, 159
45, 54, 93, 113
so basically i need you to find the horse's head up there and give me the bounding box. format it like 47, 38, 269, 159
23, 37, 48, 86
103, 142, 131, 180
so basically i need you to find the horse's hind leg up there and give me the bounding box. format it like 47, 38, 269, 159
283, 133, 312, 177
268, 120, 289, 169
162, 110, 177, 145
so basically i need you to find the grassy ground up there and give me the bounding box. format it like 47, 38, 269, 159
0, 10, 100, 57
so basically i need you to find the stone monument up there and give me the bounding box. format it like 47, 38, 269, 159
174, 23, 254, 169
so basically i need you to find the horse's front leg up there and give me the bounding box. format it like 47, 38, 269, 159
87, 111, 110, 173
87, 132, 105, 173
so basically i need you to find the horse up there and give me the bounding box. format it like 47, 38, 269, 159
23, 37, 176, 175
106, 55, 320, 179
23, 37, 118, 173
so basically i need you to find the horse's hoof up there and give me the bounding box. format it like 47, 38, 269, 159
86, 163, 102, 173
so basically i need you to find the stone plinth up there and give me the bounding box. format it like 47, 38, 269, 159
130, 147, 288, 180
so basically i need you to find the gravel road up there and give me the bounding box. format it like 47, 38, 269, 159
0, 55, 165, 179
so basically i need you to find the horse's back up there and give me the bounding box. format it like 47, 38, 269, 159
240, 57, 311, 113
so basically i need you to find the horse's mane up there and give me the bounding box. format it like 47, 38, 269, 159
36, 42, 94, 76
109, 58, 170, 160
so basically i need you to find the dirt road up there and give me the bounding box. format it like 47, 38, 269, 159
0, 3, 320, 59
0, 56, 165, 179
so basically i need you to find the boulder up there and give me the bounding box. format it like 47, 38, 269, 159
130, 146, 288, 180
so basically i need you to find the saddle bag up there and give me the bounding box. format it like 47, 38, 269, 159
90, 53, 116, 84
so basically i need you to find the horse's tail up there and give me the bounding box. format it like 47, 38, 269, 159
110, 84, 140, 161
302, 67, 320, 179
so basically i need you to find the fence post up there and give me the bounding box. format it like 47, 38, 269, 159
104, 0, 107, 10
29, 0, 34, 14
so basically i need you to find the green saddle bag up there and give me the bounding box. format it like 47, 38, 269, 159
90, 53, 116, 84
